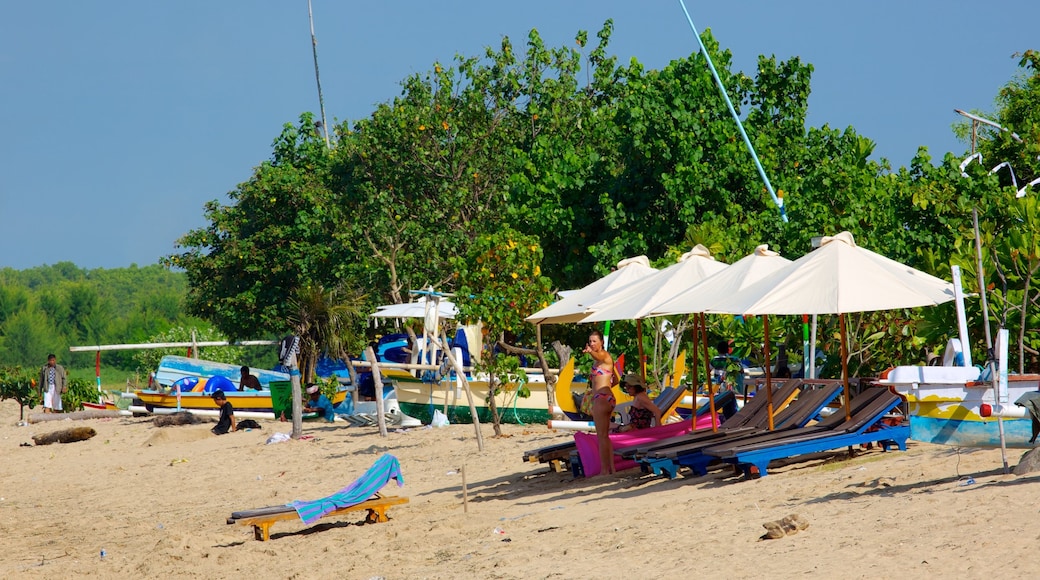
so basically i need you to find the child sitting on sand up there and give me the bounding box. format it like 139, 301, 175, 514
211, 390, 237, 435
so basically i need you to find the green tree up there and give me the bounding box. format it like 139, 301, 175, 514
452, 227, 552, 435
166, 113, 350, 340
287, 283, 367, 384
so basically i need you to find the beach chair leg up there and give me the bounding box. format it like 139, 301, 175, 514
648, 460, 678, 479
253, 522, 272, 541
366, 507, 389, 523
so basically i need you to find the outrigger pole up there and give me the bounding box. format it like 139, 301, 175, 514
676, 0, 788, 223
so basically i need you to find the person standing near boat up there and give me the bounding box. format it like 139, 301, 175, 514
584, 330, 618, 475
211, 390, 237, 435
38, 354, 67, 413
239, 366, 263, 391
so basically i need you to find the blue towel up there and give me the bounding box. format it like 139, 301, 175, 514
289, 454, 404, 525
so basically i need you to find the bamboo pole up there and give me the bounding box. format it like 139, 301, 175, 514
690, 315, 698, 430
700, 314, 718, 432
636, 319, 646, 381
763, 315, 775, 431
839, 314, 851, 421
439, 330, 484, 452
365, 346, 389, 438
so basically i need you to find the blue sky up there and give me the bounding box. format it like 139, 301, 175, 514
2, 1, 1037, 270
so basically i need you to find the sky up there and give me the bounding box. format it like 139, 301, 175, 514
2, 1, 1037, 270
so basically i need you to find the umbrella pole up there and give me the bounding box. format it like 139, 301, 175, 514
763, 315, 774, 431
840, 313, 851, 421
700, 314, 717, 432
689, 316, 700, 430
637, 319, 646, 381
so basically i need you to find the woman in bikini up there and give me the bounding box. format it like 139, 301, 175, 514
584, 330, 617, 475
621, 373, 662, 430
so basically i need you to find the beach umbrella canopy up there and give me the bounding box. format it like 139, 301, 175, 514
651, 244, 792, 316
369, 297, 457, 320
708, 232, 957, 316
579, 245, 729, 323
525, 256, 658, 325
707, 232, 957, 422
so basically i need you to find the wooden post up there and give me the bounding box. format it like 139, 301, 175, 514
461, 463, 468, 513
365, 346, 389, 438
763, 315, 775, 431
700, 314, 717, 431
689, 316, 699, 430
440, 331, 485, 452
636, 319, 646, 381
839, 313, 851, 421
535, 324, 555, 417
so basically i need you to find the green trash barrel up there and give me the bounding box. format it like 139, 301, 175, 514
269, 381, 293, 420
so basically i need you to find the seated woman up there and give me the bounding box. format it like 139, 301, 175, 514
621, 373, 661, 430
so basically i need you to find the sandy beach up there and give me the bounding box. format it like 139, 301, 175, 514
1, 398, 1037, 579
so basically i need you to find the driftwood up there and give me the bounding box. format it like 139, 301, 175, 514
153, 412, 206, 427
32, 426, 97, 446
760, 514, 810, 540
28, 410, 123, 423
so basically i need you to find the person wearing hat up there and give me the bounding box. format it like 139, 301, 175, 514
211, 389, 237, 435
303, 383, 336, 422
621, 373, 661, 430
38, 354, 68, 413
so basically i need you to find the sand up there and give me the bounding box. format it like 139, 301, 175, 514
1, 398, 1038, 579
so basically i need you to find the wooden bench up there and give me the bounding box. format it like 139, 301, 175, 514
227, 493, 409, 541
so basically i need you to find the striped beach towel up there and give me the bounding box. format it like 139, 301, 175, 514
289, 454, 404, 525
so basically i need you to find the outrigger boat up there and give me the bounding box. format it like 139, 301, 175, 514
881, 266, 1040, 449
881, 334, 1040, 449
133, 355, 347, 414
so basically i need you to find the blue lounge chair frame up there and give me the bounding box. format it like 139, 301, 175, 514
617, 379, 805, 465
641, 382, 845, 479
702, 387, 909, 478
522, 388, 733, 471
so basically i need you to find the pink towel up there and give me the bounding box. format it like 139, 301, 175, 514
575, 415, 716, 477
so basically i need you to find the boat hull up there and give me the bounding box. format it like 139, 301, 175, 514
883, 366, 1040, 449
388, 369, 584, 425
135, 389, 346, 413
154, 355, 290, 389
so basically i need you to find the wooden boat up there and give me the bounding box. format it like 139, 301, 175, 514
137, 355, 346, 414
881, 365, 1039, 449
153, 355, 291, 389
386, 357, 594, 425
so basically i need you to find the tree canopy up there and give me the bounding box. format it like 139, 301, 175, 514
158, 23, 1040, 376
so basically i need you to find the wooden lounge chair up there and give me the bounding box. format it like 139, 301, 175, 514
228, 453, 407, 541
702, 386, 909, 477
227, 493, 409, 541
520, 388, 732, 472
616, 379, 805, 464
655, 382, 848, 478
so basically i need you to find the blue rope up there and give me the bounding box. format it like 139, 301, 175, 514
676, 0, 788, 223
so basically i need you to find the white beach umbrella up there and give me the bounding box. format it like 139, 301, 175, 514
710, 231, 957, 420
651, 244, 792, 316
647, 244, 792, 430
710, 232, 956, 316
525, 256, 658, 325
579, 245, 729, 323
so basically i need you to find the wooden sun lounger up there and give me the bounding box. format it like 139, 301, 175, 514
636, 382, 842, 478
616, 379, 804, 462
521, 389, 733, 472
227, 493, 409, 541
654, 383, 847, 478
702, 387, 909, 477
